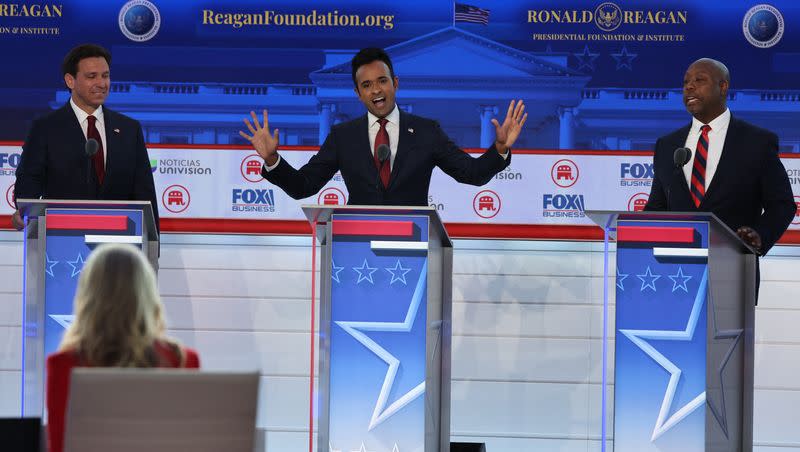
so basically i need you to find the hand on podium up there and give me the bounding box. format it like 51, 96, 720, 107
736, 226, 762, 255
11, 210, 24, 230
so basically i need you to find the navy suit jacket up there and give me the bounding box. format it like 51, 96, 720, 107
14, 104, 159, 227
645, 116, 795, 255
262, 111, 511, 206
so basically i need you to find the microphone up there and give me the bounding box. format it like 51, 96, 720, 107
376, 144, 390, 166
673, 147, 691, 168
375, 144, 390, 190
85, 138, 99, 186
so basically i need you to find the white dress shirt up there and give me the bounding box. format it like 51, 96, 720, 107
367, 106, 400, 169
69, 97, 107, 165
682, 108, 730, 189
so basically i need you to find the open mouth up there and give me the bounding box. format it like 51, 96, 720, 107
372, 96, 386, 108
685, 96, 699, 106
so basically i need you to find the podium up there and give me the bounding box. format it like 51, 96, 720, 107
16, 199, 159, 418
303, 205, 452, 452
587, 211, 757, 452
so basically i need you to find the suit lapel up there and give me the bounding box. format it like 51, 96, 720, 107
61, 104, 87, 153
701, 117, 737, 206
100, 109, 119, 191
389, 112, 414, 190
357, 115, 378, 177
667, 124, 693, 203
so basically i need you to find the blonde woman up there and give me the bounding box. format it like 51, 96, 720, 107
45, 244, 199, 452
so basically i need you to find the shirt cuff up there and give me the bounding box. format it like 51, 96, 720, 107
499, 148, 510, 160
263, 155, 281, 172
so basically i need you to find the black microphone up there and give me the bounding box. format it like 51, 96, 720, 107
673, 147, 691, 168
375, 143, 390, 190
85, 138, 99, 185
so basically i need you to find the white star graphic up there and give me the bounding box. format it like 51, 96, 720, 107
329, 442, 342, 452
66, 253, 87, 278
353, 259, 378, 284
45, 253, 59, 277
616, 267, 629, 290
336, 261, 427, 430
618, 268, 709, 441
668, 267, 692, 293
331, 260, 344, 284
385, 260, 412, 285
351, 443, 375, 452
637, 266, 661, 291
706, 290, 743, 439
391, 444, 400, 452
49, 314, 74, 330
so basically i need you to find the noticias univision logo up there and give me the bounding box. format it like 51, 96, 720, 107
149, 158, 157, 173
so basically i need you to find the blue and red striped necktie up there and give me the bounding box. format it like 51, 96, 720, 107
690, 124, 711, 207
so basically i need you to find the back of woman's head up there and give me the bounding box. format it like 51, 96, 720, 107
59, 244, 165, 367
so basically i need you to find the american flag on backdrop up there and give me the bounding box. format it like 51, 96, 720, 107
454, 3, 490, 25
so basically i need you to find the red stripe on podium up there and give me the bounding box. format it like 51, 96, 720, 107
46, 214, 128, 231
332, 220, 413, 237
617, 226, 695, 243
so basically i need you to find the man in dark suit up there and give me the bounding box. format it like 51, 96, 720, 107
239, 47, 527, 206
646, 58, 795, 259
13, 44, 158, 230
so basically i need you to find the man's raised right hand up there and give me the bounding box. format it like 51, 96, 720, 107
239, 110, 280, 166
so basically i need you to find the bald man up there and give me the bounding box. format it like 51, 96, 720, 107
646, 58, 795, 259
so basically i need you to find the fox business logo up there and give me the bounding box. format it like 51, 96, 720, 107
232, 188, 275, 213
0, 153, 21, 176
543, 194, 586, 218
620, 162, 653, 187
528, 2, 687, 32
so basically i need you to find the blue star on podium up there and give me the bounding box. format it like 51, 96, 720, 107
331, 260, 344, 283
386, 260, 411, 285
45, 253, 59, 277
618, 268, 709, 441
66, 253, 87, 277
616, 267, 629, 290
668, 267, 692, 293
706, 291, 743, 438
49, 314, 74, 330
637, 266, 661, 291
353, 259, 378, 284
335, 261, 428, 430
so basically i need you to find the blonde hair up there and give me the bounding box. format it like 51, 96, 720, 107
59, 243, 181, 367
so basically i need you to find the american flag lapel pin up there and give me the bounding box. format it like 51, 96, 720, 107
408, 128, 414, 134
113, 128, 120, 134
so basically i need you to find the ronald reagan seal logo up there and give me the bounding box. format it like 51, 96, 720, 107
743, 4, 784, 48
119, 0, 161, 42
594, 2, 623, 32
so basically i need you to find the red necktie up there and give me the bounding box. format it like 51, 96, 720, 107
87, 115, 105, 186
373, 118, 390, 188
689, 124, 710, 207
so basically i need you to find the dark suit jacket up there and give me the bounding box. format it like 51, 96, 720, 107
645, 116, 796, 255
262, 111, 511, 206
46, 342, 200, 452
14, 103, 159, 227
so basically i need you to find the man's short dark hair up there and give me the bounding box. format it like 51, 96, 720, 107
61, 43, 111, 77
351, 47, 395, 87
